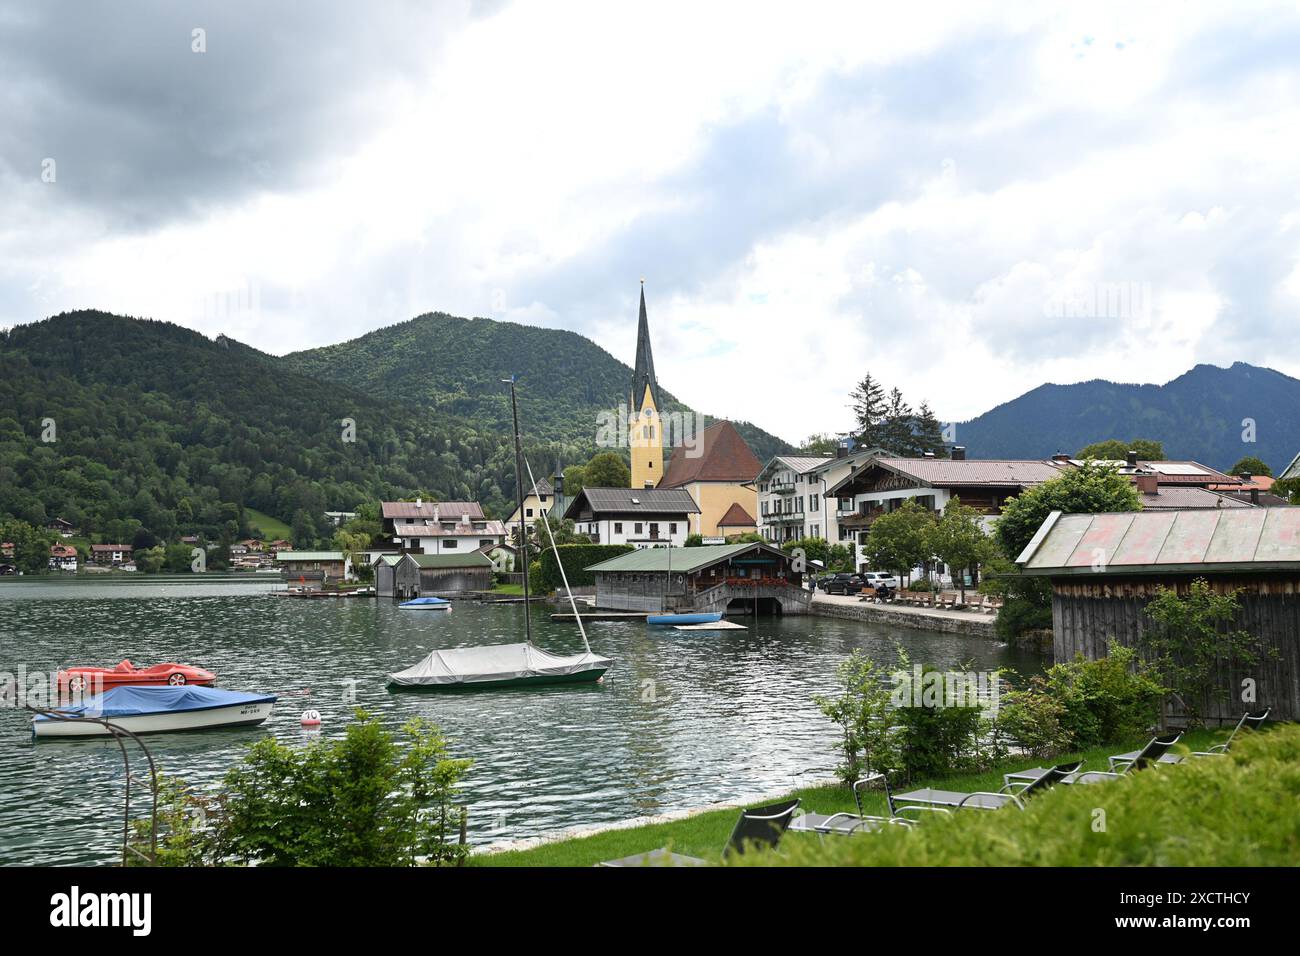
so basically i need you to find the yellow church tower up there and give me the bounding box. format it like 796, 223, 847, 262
629, 280, 663, 489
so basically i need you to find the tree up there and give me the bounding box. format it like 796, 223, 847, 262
1228, 456, 1272, 478
995, 462, 1141, 562
799, 433, 840, 456
879, 388, 916, 456
929, 498, 994, 600
532, 513, 586, 547
583, 451, 630, 488
912, 401, 946, 457
1139, 579, 1272, 729
862, 500, 935, 584
561, 464, 586, 499
684, 533, 704, 547
291, 509, 317, 549
1076, 438, 1165, 461
1, 520, 54, 574
849, 374, 887, 449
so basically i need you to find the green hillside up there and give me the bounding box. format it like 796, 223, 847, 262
282, 312, 792, 464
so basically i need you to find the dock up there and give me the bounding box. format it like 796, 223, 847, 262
674, 620, 747, 631
551, 611, 647, 621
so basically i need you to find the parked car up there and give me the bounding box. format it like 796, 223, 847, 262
860, 571, 901, 589
823, 573, 866, 595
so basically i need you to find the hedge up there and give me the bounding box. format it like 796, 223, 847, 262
535, 544, 634, 592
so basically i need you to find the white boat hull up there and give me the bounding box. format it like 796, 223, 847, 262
33, 701, 275, 738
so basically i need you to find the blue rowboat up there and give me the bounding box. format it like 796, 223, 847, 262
646, 612, 723, 626
399, 597, 451, 610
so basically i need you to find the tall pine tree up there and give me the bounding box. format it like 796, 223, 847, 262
880, 387, 916, 455
850, 374, 886, 448
913, 400, 947, 456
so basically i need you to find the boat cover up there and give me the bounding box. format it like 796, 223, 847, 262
388, 643, 611, 686
34, 685, 276, 722
400, 597, 450, 606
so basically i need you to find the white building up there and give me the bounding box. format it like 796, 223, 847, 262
381, 500, 507, 556
756, 447, 886, 546
562, 487, 699, 549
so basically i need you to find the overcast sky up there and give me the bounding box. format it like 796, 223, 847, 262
3, 1, 1299, 443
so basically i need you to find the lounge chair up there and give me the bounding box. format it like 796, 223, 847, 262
788, 773, 923, 837
1109, 710, 1269, 768
598, 798, 800, 866
891, 759, 1083, 812
1007, 733, 1182, 787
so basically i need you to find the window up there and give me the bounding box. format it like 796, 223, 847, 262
444, 540, 458, 548
669, 523, 677, 534
634, 523, 643, 535
810, 493, 819, 511
479, 539, 494, 548
614, 522, 623, 534
649, 523, 660, 538
526, 508, 533, 517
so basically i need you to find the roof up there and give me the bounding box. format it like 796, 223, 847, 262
717, 501, 757, 527
1210, 475, 1275, 492
1282, 452, 1300, 482
382, 501, 485, 520
91, 544, 133, 552
586, 542, 788, 574
49, 544, 78, 557
396, 519, 506, 538
275, 551, 347, 562
1136, 486, 1254, 510
1069, 459, 1239, 485
766, 455, 834, 476
403, 552, 494, 569
631, 282, 659, 412
528, 478, 553, 497
827, 458, 1064, 496
1018, 508, 1300, 576
564, 487, 701, 518
659, 420, 762, 487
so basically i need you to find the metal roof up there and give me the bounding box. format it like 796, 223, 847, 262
382, 501, 485, 520
564, 486, 701, 518
275, 551, 347, 562
1136, 487, 1254, 510
585, 542, 787, 574
827, 457, 1063, 496
1018, 508, 1300, 576
1281, 451, 1300, 482
404, 552, 494, 569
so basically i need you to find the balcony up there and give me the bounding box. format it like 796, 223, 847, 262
770, 481, 796, 495
763, 512, 805, 524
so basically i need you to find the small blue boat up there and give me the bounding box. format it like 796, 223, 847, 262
33, 685, 276, 738
646, 612, 724, 626
399, 597, 451, 610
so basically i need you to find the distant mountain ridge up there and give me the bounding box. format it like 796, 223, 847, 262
956, 362, 1300, 473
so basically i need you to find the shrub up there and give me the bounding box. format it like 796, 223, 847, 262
814, 651, 899, 785
1055, 644, 1165, 745
740, 723, 1300, 866
893, 664, 986, 781
132, 712, 471, 867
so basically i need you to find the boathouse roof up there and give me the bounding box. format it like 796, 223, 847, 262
586, 541, 787, 574
1017, 508, 1300, 576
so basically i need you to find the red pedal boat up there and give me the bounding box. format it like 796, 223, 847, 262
58, 660, 217, 694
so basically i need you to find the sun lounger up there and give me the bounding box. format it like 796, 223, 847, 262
1111, 710, 1268, 767
892, 759, 1083, 812
789, 773, 921, 837
1007, 733, 1182, 787
598, 798, 800, 866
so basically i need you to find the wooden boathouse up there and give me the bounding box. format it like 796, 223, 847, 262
585, 542, 811, 615
1018, 508, 1300, 722
377, 551, 494, 599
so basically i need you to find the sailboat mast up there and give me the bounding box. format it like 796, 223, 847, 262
506, 377, 533, 646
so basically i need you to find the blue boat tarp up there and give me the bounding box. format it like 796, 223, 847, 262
400, 597, 450, 607
646, 612, 723, 625
34, 686, 277, 722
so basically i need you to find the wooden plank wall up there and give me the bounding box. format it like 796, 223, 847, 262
1052, 573, 1300, 723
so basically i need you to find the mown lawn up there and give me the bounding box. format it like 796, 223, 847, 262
473, 729, 1224, 866
245, 508, 292, 541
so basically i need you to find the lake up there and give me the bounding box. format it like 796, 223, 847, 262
0, 576, 1045, 865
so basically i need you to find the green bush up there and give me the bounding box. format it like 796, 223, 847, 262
132, 712, 471, 867
1002, 643, 1164, 750
894, 665, 987, 781
535, 543, 634, 591
994, 594, 1052, 642
741, 723, 1300, 866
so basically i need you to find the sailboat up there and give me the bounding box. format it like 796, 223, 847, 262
388, 378, 612, 690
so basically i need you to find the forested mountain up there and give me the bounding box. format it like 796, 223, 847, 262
955, 363, 1300, 472
282, 312, 790, 463
0, 310, 792, 549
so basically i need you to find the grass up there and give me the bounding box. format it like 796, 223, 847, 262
490, 582, 525, 595
473, 729, 1226, 866
245, 508, 292, 541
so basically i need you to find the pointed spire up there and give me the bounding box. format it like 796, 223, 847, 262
632, 279, 658, 413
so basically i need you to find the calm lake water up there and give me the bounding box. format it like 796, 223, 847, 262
0, 576, 1045, 865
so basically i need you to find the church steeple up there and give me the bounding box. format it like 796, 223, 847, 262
628, 279, 663, 489
631, 279, 658, 414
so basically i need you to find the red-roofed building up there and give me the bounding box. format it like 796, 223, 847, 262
716, 501, 757, 536
658, 420, 761, 538
48, 543, 79, 572
90, 544, 133, 567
